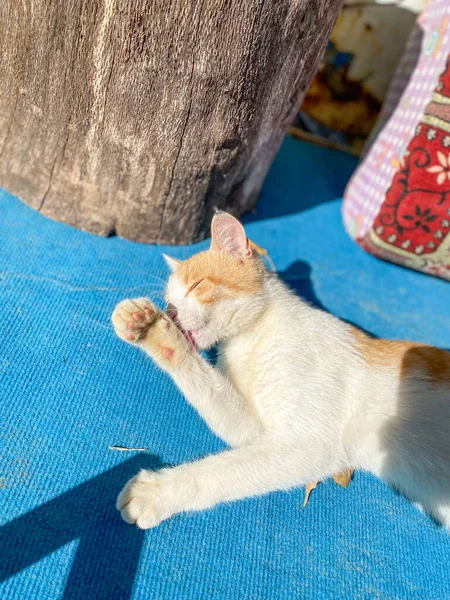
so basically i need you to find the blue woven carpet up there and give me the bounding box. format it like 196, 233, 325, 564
1, 136, 449, 600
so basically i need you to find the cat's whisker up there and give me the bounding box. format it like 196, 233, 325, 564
146, 274, 169, 286
143, 285, 166, 293
174, 318, 201, 330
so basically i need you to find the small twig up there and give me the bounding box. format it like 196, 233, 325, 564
303, 481, 319, 508
108, 445, 148, 452
302, 468, 355, 507
332, 468, 354, 488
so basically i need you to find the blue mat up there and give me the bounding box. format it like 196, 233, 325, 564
1, 136, 449, 600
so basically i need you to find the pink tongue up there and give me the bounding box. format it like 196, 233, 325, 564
166, 310, 198, 352
183, 330, 198, 351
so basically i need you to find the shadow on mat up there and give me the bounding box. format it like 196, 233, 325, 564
279, 260, 325, 310
279, 260, 389, 337
0, 453, 164, 600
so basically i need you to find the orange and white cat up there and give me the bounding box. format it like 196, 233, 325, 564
112, 212, 450, 529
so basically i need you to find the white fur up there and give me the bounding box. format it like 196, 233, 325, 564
115, 261, 450, 530
162, 254, 181, 272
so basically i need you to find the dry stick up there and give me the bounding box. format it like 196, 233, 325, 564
303, 468, 355, 508
109, 445, 148, 452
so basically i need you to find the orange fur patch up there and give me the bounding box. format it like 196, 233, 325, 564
402, 345, 450, 385
176, 250, 264, 304
352, 328, 450, 385
352, 328, 420, 367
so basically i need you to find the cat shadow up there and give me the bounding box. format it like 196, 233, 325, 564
279, 260, 388, 336
0, 453, 167, 599
279, 260, 325, 310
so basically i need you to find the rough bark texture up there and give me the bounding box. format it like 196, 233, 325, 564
0, 0, 341, 244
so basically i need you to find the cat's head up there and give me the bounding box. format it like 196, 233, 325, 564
164, 212, 267, 350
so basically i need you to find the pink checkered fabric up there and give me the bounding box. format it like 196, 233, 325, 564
343, 0, 450, 240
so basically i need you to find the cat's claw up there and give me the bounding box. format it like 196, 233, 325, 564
111, 298, 158, 343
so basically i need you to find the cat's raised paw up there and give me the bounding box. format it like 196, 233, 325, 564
111, 298, 158, 343
117, 470, 170, 529
112, 297, 190, 368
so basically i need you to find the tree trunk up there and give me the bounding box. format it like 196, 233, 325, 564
0, 0, 341, 244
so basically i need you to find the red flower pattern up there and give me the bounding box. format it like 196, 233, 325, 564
359, 55, 450, 280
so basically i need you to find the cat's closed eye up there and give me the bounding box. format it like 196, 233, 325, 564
187, 279, 204, 295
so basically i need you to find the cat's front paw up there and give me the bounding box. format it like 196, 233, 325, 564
112, 298, 158, 343
117, 470, 173, 529
112, 297, 190, 368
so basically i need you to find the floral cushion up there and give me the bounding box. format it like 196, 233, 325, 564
343, 0, 450, 281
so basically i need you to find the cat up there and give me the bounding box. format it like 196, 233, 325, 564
112, 211, 450, 529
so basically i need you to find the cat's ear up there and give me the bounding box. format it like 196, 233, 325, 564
210, 212, 251, 257
162, 254, 182, 272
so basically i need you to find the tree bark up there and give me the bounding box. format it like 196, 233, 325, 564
0, 0, 341, 244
